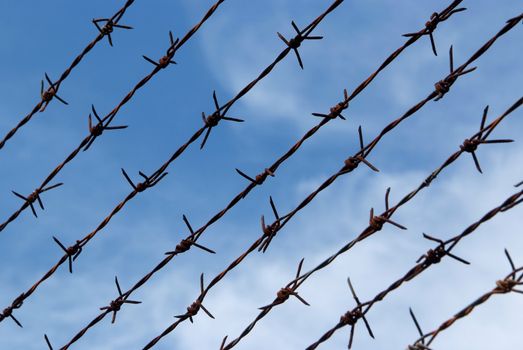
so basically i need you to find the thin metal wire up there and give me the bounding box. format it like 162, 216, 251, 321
0, 0, 135, 152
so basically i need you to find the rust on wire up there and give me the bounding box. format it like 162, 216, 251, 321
0, 0, 135, 151
142, 31, 179, 68
459, 105, 513, 173
200, 91, 244, 149
11, 182, 63, 218
0, 0, 335, 232
259, 258, 310, 310
85, 106, 128, 151
40, 73, 69, 112
99, 277, 141, 324
277, 20, 323, 69
92, 11, 133, 47
403, 6, 466, 56
11, 0, 479, 346
174, 274, 215, 324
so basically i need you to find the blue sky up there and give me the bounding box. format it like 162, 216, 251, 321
0, 1, 522, 349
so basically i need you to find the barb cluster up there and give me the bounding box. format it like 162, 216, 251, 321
403, 5, 466, 56
99, 277, 142, 324
277, 21, 323, 69
11, 182, 63, 218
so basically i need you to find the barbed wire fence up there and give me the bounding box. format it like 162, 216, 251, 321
0, 0, 521, 349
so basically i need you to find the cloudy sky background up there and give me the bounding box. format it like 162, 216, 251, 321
0, 0, 522, 349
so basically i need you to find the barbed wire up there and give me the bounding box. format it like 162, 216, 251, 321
40, 2, 350, 348
0, 0, 344, 339
219, 95, 522, 349
0, 0, 135, 152
305, 187, 523, 349
0, 1, 227, 233
137, 8, 523, 350
0, 0, 228, 328
408, 250, 523, 349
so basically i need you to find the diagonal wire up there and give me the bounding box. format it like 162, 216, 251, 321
0, 0, 135, 152
0, 0, 225, 233
0, 0, 227, 328
47, 1, 466, 348
141, 8, 523, 350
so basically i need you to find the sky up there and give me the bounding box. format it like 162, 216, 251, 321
0, 0, 522, 349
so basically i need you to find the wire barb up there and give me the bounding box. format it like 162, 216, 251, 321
11, 182, 63, 218
416, 233, 470, 267
259, 196, 284, 253
342, 126, 379, 174
434, 46, 477, 101
495, 249, 523, 294
259, 258, 310, 310
459, 105, 514, 173
175, 274, 214, 323
40, 73, 68, 112
369, 187, 407, 231
52, 236, 82, 273
84, 105, 128, 151
165, 215, 215, 255
408, 308, 432, 350
312, 89, 349, 120
92, 14, 133, 47
121, 168, 167, 192
277, 21, 323, 69
340, 278, 374, 348
403, 6, 466, 56
99, 276, 141, 324
200, 90, 244, 149
143, 31, 180, 68
44, 334, 54, 350
235, 168, 275, 186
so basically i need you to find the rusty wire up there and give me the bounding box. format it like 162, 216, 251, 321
305, 188, 523, 349
0, 0, 344, 341
0, 0, 227, 233
87, 2, 470, 348
0, 0, 135, 152
37, 1, 463, 347
220, 95, 522, 350
408, 250, 523, 350
138, 9, 523, 350
46, 2, 348, 348
0, 0, 228, 328
0, 0, 343, 233
255, 13, 523, 254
